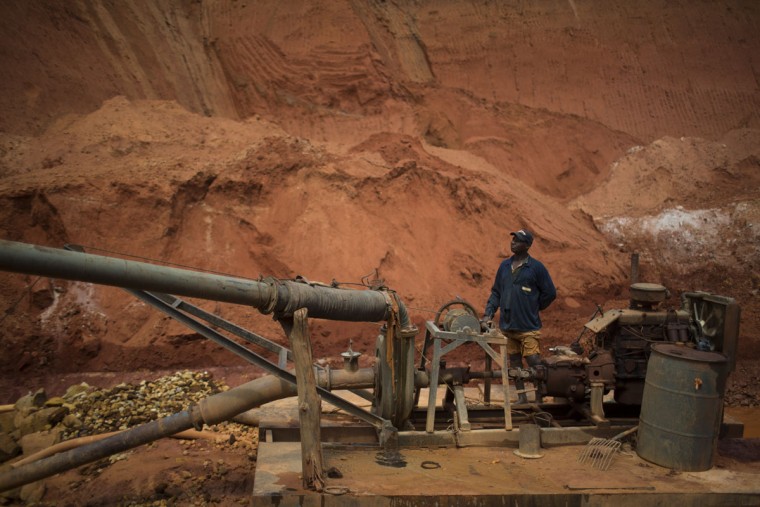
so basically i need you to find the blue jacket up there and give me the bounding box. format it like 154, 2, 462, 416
485, 256, 556, 332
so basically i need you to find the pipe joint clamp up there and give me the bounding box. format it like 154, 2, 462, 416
260, 276, 280, 315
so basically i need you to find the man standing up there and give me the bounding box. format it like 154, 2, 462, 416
483, 229, 556, 404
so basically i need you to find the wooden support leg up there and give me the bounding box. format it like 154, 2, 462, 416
288, 308, 324, 491
453, 385, 471, 431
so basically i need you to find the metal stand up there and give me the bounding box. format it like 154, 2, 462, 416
425, 321, 513, 432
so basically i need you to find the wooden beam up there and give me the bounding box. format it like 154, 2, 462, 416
288, 308, 324, 491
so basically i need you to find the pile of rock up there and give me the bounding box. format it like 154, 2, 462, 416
0, 371, 228, 465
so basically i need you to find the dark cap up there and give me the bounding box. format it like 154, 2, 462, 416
510, 229, 534, 246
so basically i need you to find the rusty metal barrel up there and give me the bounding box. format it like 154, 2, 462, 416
636, 343, 729, 471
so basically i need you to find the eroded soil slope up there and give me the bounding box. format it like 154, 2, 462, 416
1, 1, 759, 505
0, 95, 636, 393
0, 0, 758, 400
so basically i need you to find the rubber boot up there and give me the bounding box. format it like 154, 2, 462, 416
509, 353, 528, 404
525, 354, 544, 403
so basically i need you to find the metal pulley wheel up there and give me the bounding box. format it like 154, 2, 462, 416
439, 307, 481, 334
414, 299, 481, 406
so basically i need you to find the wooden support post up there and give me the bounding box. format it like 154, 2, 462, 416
453, 385, 471, 431
288, 308, 324, 491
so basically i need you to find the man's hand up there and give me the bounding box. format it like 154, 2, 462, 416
480, 315, 494, 331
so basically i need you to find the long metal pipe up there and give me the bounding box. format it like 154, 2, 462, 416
197, 367, 375, 425
0, 240, 400, 323
0, 368, 374, 493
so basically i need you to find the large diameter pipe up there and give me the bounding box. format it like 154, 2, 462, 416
0, 409, 196, 493
0, 240, 390, 322
198, 367, 375, 425
0, 368, 374, 493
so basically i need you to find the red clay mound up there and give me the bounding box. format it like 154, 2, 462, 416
0, 1, 758, 397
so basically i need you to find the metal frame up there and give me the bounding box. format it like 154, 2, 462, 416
129, 290, 392, 432
424, 321, 513, 432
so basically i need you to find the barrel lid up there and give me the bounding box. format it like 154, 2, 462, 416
651, 343, 727, 363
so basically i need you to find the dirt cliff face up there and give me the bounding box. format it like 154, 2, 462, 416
0, 1, 758, 398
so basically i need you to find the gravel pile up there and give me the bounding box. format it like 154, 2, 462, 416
61, 371, 229, 438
